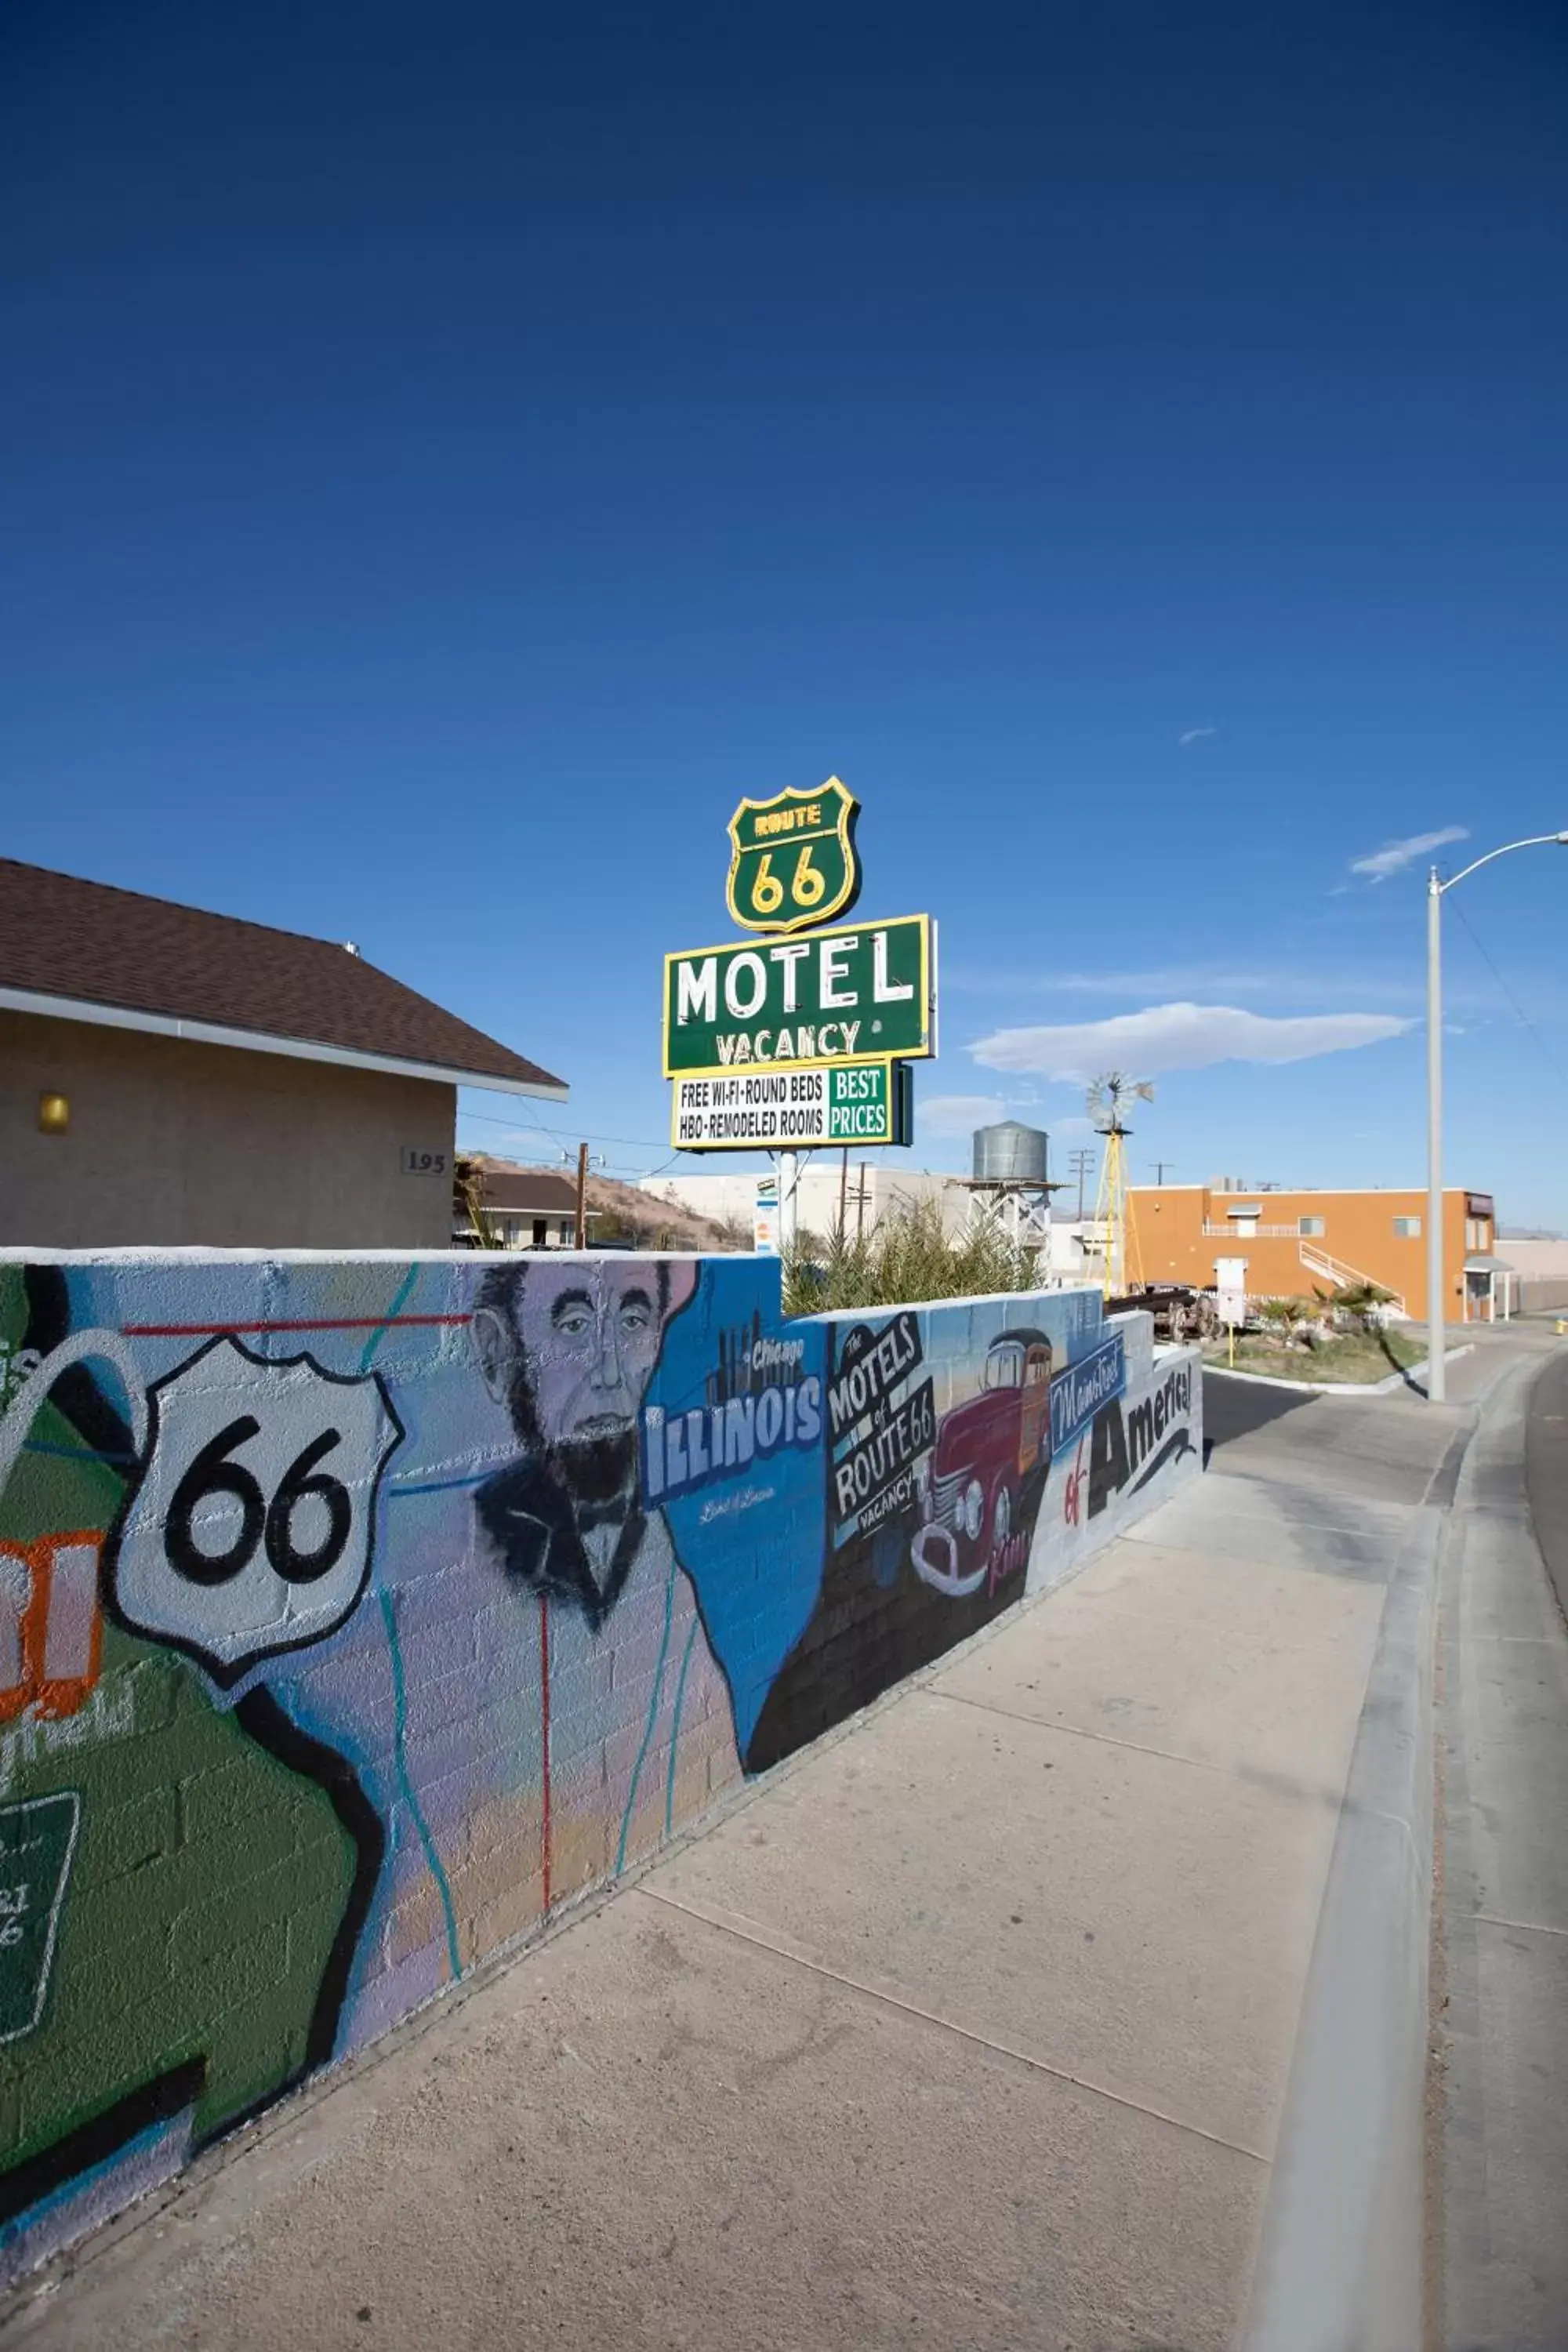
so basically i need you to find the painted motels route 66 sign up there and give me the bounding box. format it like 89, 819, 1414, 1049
726, 778, 861, 935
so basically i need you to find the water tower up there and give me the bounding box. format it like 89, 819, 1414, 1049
972, 1121, 1051, 1184
952, 1121, 1059, 1254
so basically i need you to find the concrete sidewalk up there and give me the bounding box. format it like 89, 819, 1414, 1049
1438, 1341, 1568, 2348
1, 1388, 1465, 2352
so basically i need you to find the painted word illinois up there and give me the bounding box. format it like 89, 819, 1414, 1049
643, 1314, 822, 1504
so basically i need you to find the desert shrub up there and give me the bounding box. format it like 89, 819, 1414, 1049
783, 1196, 1037, 1316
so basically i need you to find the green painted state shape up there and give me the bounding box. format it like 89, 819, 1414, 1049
0, 1625, 358, 2172
0, 1279, 364, 2193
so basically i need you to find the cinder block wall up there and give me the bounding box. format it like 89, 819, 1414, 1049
0, 1250, 1200, 2280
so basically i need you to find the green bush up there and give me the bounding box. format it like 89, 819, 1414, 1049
782, 1196, 1038, 1316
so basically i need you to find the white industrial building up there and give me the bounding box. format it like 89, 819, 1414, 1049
639, 1163, 967, 1241
637, 1158, 1108, 1287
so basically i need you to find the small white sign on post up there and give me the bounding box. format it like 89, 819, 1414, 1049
753, 1177, 780, 1256
1214, 1256, 1249, 1329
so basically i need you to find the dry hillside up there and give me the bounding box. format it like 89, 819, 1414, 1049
466, 1156, 745, 1253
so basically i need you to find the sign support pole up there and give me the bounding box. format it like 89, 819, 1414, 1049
779, 1150, 799, 1260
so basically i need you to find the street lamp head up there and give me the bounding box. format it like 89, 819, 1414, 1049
1556, 830, 1568, 844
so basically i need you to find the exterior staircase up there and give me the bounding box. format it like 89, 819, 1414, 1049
1299, 1240, 1406, 1318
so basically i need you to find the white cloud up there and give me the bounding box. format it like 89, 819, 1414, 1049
971, 1002, 1413, 1082
917, 1093, 1007, 1136
1350, 826, 1468, 884
1178, 725, 1218, 747
946, 963, 1274, 998
944, 960, 1496, 1012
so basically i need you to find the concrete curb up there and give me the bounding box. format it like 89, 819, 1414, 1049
1207, 1348, 1472, 1396
1239, 1417, 1469, 2352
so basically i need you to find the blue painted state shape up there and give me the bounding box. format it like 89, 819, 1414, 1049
648, 1259, 828, 1756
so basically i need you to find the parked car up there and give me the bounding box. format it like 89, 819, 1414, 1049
911, 1328, 1053, 1597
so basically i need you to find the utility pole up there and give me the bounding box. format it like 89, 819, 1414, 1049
1068, 1148, 1094, 1222
839, 1147, 849, 1244
1151, 1161, 1177, 1185
574, 1142, 590, 1249
564, 1144, 605, 1249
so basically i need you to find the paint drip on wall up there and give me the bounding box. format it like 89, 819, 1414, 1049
0, 1251, 1199, 2279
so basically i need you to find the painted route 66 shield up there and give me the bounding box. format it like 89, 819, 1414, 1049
725, 776, 861, 934
108, 1337, 404, 1686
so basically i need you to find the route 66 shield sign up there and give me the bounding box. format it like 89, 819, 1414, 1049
107, 1338, 404, 1686
725, 776, 861, 934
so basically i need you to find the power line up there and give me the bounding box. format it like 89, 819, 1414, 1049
1066, 1146, 1094, 1221
1446, 893, 1568, 1098
458, 1105, 673, 1152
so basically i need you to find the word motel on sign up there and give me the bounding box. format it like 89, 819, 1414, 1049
675, 931, 914, 1028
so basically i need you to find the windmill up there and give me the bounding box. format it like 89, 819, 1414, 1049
1086, 1073, 1154, 1298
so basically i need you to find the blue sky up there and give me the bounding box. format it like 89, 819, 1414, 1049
4, 3, 1567, 1225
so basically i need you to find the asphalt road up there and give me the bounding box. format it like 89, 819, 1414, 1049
1525, 1344, 1568, 1627
1202, 1367, 1316, 1456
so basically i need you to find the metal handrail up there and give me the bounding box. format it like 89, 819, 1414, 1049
1299, 1240, 1406, 1317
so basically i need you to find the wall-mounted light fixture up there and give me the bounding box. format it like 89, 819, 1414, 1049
37, 1092, 71, 1134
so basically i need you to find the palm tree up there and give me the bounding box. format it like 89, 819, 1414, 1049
1332, 1279, 1396, 1333
1256, 1294, 1319, 1349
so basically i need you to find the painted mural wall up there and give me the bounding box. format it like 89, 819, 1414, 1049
0, 1251, 1200, 2281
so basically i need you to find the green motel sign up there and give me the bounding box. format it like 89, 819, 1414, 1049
663, 913, 935, 1077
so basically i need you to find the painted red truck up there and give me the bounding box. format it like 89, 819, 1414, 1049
910, 1327, 1054, 1597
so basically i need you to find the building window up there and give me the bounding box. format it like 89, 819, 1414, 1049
1298, 1216, 1325, 1237
1393, 1215, 1421, 1239
1465, 1218, 1477, 1250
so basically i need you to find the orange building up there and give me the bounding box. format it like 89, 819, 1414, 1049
1126, 1183, 1504, 1323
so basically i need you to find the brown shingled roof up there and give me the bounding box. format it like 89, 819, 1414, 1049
470, 1169, 586, 1216
0, 859, 566, 1097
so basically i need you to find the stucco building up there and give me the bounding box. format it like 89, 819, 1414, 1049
0, 860, 566, 1250
455, 1165, 599, 1250
1127, 1181, 1508, 1323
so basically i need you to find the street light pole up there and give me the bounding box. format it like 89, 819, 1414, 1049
1426, 869, 1446, 1399
1425, 830, 1567, 1403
